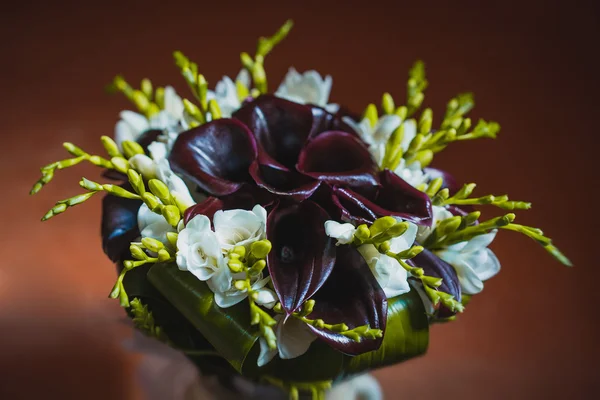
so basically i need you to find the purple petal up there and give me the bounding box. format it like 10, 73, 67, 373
101, 185, 142, 263
330, 170, 433, 226
296, 131, 378, 188
307, 245, 387, 355
183, 197, 224, 225
168, 119, 257, 196
309, 105, 359, 139
249, 159, 321, 201
332, 187, 378, 225
408, 247, 462, 319
233, 95, 313, 169
266, 201, 336, 314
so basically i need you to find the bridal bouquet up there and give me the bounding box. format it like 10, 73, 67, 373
31, 21, 570, 399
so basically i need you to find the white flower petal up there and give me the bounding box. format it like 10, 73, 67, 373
373, 254, 410, 298
275, 68, 332, 107
114, 120, 137, 147
277, 317, 316, 360
129, 154, 158, 178
474, 248, 501, 282
324, 221, 356, 245
163, 86, 184, 119
372, 115, 401, 144
120, 110, 149, 134
400, 119, 417, 151
213, 290, 247, 308
461, 230, 497, 253
389, 221, 417, 253
254, 287, 278, 309
257, 337, 278, 367
213, 207, 266, 250
357, 244, 380, 269
148, 141, 168, 161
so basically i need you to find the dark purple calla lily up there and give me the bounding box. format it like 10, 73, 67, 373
296, 131, 378, 188
309, 105, 358, 139
101, 186, 142, 263
308, 245, 387, 355
331, 170, 433, 226
169, 119, 257, 196
233, 95, 314, 169
408, 248, 462, 319
266, 201, 336, 314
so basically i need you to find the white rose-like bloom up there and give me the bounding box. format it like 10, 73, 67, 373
138, 203, 176, 249
275, 68, 338, 112
114, 86, 184, 148
176, 215, 226, 284
436, 230, 501, 295
324, 220, 356, 245
357, 221, 417, 298
257, 315, 317, 367
206, 69, 250, 118
212, 205, 267, 252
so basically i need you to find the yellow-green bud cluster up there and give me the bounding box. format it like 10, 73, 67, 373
109, 75, 162, 118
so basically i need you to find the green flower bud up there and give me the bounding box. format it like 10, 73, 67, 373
157, 249, 171, 262
437, 216, 462, 236
100, 136, 121, 157
382, 92, 395, 115
166, 232, 178, 248
228, 259, 244, 273
122, 140, 145, 159
418, 108, 433, 134
148, 179, 171, 204
127, 169, 145, 195
130, 244, 147, 260
250, 240, 272, 259
141, 192, 161, 212
370, 216, 397, 237
208, 99, 221, 119
142, 237, 164, 252
162, 205, 181, 227
355, 224, 370, 240
250, 259, 266, 275
102, 184, 140, 200
110, 156, 129, 174
234, 280, 247, 291
364, 103, 378, 128
63, 142, 85, 156
79, 178, 103, 191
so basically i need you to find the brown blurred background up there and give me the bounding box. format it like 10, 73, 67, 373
1, 0, 598, 398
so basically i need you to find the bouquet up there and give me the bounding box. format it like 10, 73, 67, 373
31, 20, 570, 399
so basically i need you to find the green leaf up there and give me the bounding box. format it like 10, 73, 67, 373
340, 285, 429, 376
147, 263, 259, 374
147, 263, 430, 381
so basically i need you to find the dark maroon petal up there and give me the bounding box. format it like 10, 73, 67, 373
168, 119, 257, 196
101, 185, 142, 263
249, 160, 321, 201
183, 197, 224, 225
309, 105, 358, 139
266, 201, 336, 314
137, 129, 163, 150
332, 187, 378, 225
332, 170, 432, 226
374, 170, 433, 225
307, 245, 387, 355
296, 131, 378, 188
408, 247, 461, 319
233, 95, 313, 169
183, 185, 276, 225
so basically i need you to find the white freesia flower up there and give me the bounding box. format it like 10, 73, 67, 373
436, 230, 501, 295
212, 205, 267, 252
206, 69, 250, 118
357, 220, 417, 298
275, 68, 338, 112
138, 203, 176, 249
257, 315, 317, 367
324, 220, 356, 245
114, 86, 185, 148
176, 205, 275, 309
